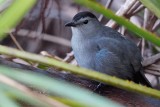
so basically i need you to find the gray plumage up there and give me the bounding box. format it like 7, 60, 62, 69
65, 11, 151, 87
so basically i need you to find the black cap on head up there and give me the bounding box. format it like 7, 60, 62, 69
72, 11, 97, 22
65, 11, 98, 27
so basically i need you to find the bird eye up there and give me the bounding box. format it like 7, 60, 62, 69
83, 20, 88, 24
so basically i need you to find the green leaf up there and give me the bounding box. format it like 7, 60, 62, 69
53, 97, 92, 107
139, 0, 160, 18
0, 0, 5, 4
0, 0, 36, 40
0, 83, 51, 107
0, 66, 123, 107
73, 0, 160, 47
0, 45, 160, 99
0, 88, 20, 107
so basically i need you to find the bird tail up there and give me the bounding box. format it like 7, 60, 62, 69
136, 67, 152, 88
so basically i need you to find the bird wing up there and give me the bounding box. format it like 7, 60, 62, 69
102, 26, 142, 72
95, 37, 135, 80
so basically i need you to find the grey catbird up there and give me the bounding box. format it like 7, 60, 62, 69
65, 11, 151, 87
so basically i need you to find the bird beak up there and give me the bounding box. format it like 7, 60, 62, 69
65, 21, 76, 27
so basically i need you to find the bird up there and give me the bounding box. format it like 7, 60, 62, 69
65, 11, 152, 87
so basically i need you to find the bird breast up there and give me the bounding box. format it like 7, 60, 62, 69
71, 35, 97, 70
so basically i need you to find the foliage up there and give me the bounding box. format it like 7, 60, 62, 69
0, 65, 122, 107
0, 0, 37, 40
139, 0, 160, 18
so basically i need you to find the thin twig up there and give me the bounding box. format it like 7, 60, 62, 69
145, 70, 160, 76
131, 4, 144, 15
118, 26, 126, 35
63, 51, 74, 63
146, 64, 160, 71
106, 0, 136, 28
9, 32, 24, 51
152, 19, 160, 32
126, 1, 141, 15
143, 8, 150, 29
141, 8, 150, 56
9, 32, 34, 66
40, 51, 63, 61
142, 53, 160, 67
148, 15, 158, 31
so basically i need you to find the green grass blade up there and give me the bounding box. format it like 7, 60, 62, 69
53, 97, 94, 107
0, 88, 20, 107
0, 83, 51, 107
0, 45, 160, 99
0, 0, 36, 40
73, 0, 160, 47
0, 0, 5, 4
0, 66, 123, 107
139, 0, 160, 18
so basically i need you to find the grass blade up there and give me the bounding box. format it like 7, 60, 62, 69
0, 88, 20, 107
73, 0, 160, 47
0, 0, 36, 40
0, 65, 123, 107
139, 0, 160, 18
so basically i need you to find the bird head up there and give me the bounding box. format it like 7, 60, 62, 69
65, 11, 100, 35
